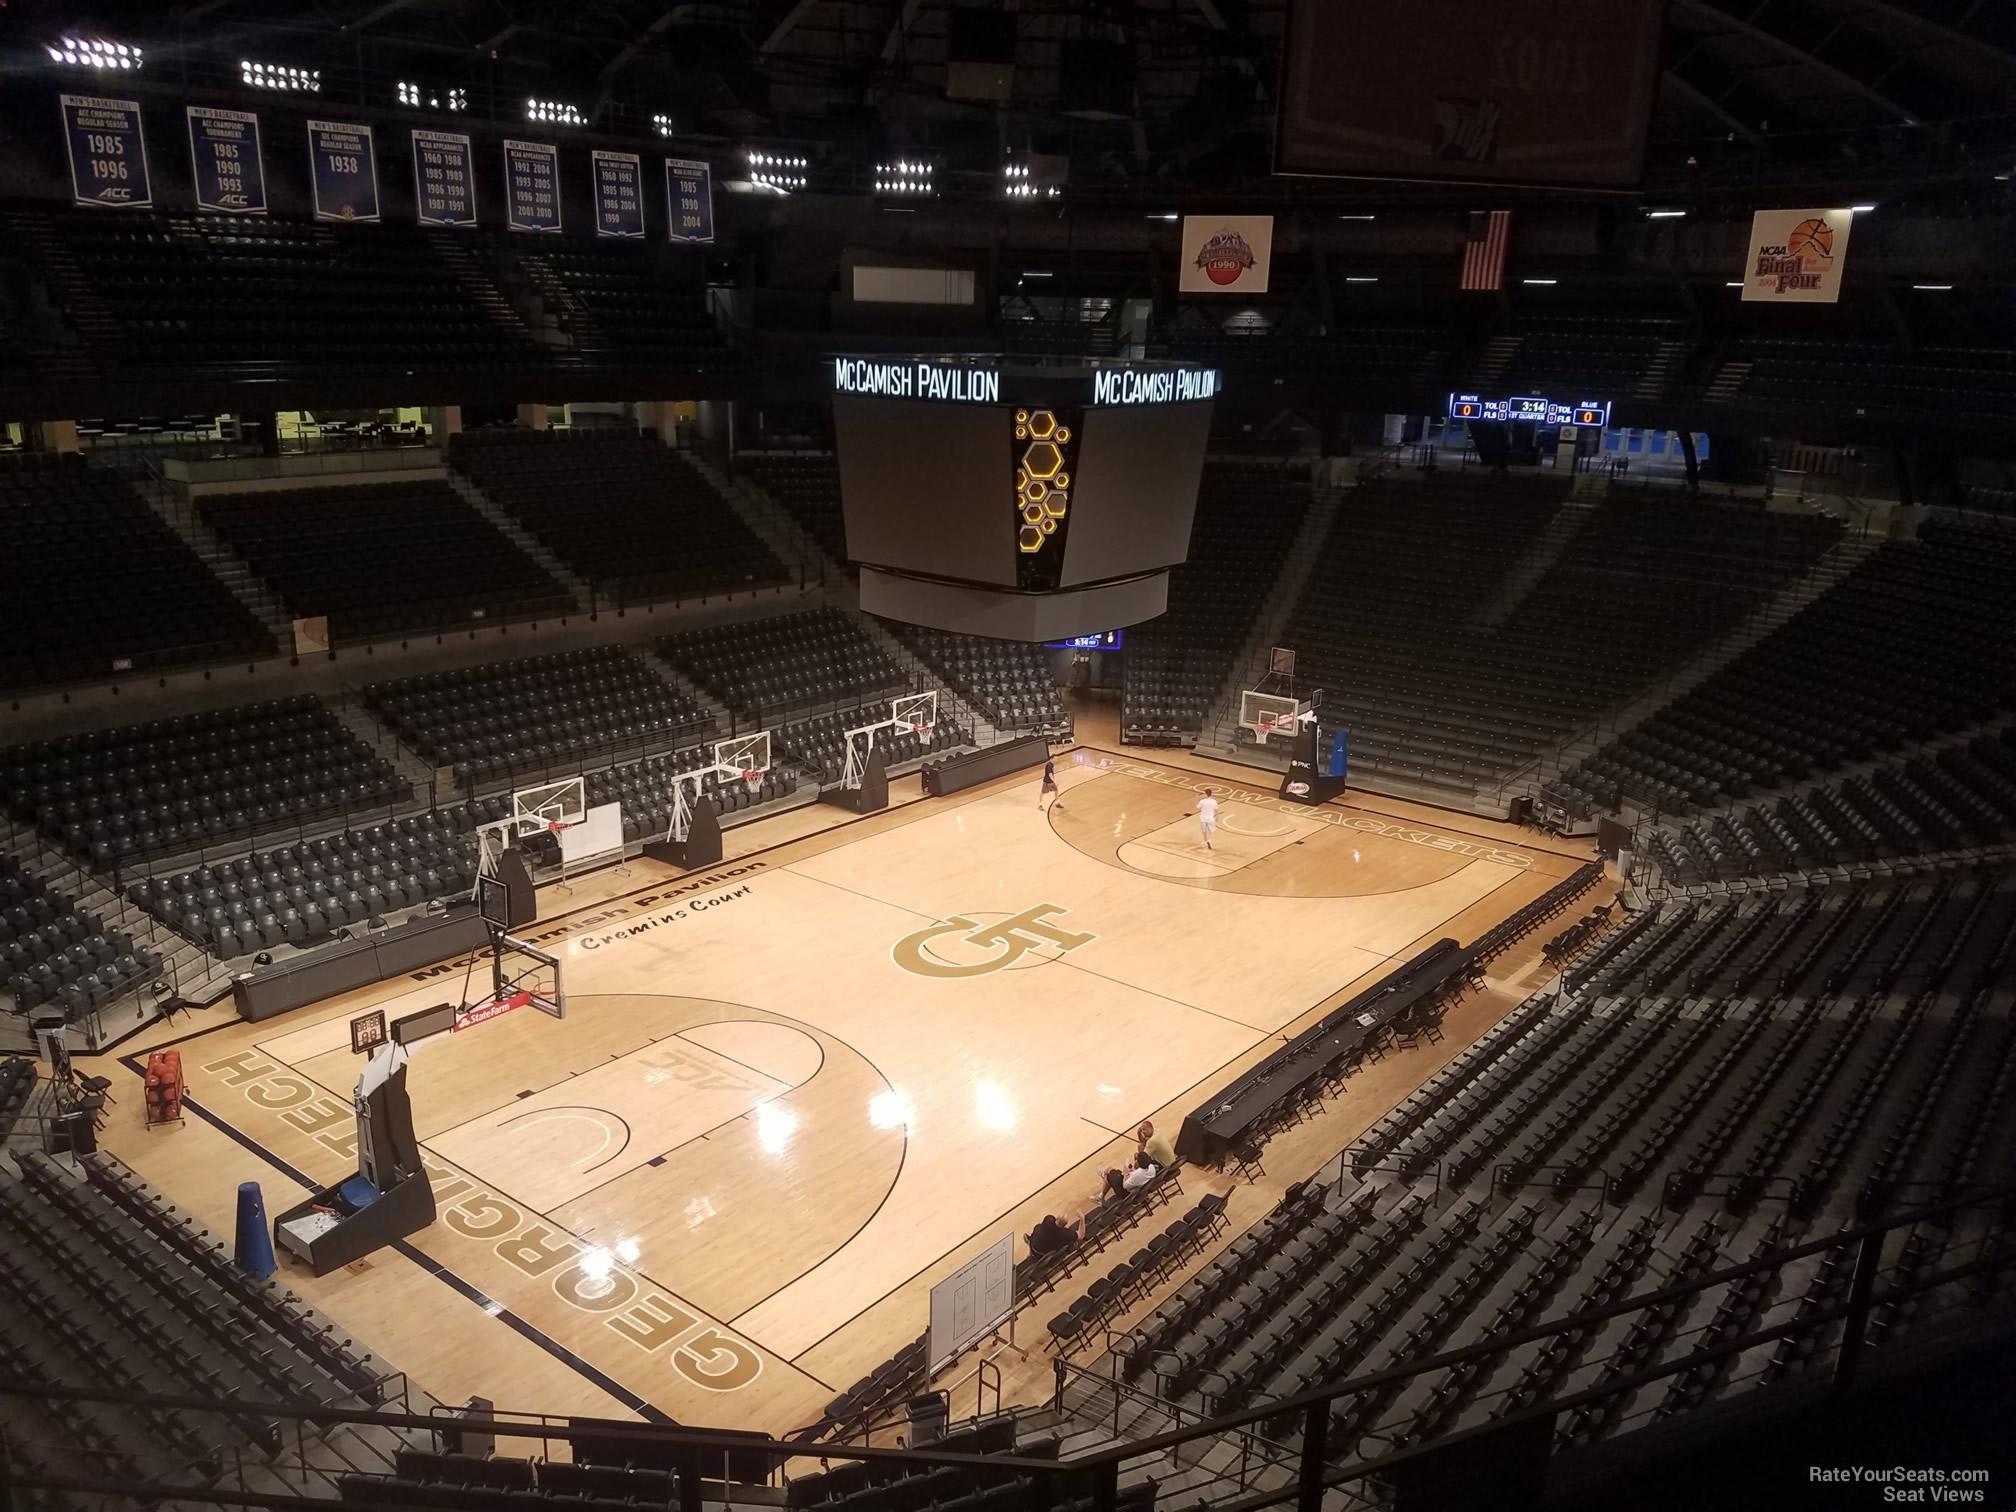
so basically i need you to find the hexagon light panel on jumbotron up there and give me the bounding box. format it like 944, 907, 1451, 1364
1015, 408, 1075, 553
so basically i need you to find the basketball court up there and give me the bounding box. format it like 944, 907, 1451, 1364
94, 743, 1593, 1434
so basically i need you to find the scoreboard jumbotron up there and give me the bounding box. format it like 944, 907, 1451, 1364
1447, 393, 1612, 427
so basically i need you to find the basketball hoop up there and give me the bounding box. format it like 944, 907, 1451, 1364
912, 722, 934, 746
742, 769, 764, 797
545, 819, 574, 835
1252, 717, 1284, 746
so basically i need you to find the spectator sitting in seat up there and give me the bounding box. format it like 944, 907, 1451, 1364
1091, 1167, 1129, 1204
1137, 1119, 1176, 1168
1123, 1152, 1159, 1192
1027, 1212, 1080, 1256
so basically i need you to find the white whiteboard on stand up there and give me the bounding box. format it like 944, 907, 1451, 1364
928, 1231, 1015, 1375
560, 802, 624, 865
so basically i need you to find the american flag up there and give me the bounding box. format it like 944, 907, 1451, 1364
1460, 210, 1510, 291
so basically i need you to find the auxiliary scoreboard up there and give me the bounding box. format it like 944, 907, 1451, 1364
1448, 393, 1612, 427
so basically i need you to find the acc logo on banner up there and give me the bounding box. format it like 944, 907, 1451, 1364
61, 95, 151, 209
1741, 208, 1854, 304
187, 106, 265, 214
891, 905, 1096, 979
1179, 215, 1273, 294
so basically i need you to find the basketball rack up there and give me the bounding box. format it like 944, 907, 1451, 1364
475, 775, 587, 894
841, 692, 939, 790
663, 730, 773, 843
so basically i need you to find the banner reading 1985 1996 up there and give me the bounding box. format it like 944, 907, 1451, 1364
60, 94, 151, 209
186, 106, 266, 214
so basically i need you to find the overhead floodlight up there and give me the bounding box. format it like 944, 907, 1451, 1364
397, 81, 467, 112
525, 98, 585, 126
874, 159, 936, 196
242, 59, 319, 92
48, 36, 143, 70
654, 114, 674, 137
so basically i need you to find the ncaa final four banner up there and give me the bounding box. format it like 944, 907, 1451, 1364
186, 106, 266, 214
308, 120, 380, 223
1742, 208, 1854, 304
503, 140, 562, 234
592, 150, 646, 239
60, 95, 151, 209
1179, 215, 1273, 294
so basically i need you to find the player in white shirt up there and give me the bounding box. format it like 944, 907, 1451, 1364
1194, 789, 1218, 850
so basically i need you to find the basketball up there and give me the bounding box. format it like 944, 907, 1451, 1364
1786, 216, 1834, 259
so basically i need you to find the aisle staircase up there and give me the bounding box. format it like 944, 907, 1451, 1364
1468, 333, 1522, 388
1636, 339, 1691, 399
680, 452, 827, 589
425, 229, 535, 342
1470, 498, 1600, 627
1194, 480, 1342, 756
443, 471, 595, 611
1517, 532, 1884, 802
130, 471, 293, 647
1704, 360, 1753, 404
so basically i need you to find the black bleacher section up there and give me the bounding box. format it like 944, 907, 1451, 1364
448, 429, 785, 605
1122, 460, 1309, 745
199, 480, 575, 642
777, 702, 966, 781
1115, 868, 2016, 1455
1282, 481, 1839, 795
526, 244, 732, 367
661, 609, 910, 726
1, 696, 411, 866
895, 629, 1069, 738
0, 1151, 388, 1490
1649, 727, 2016, 886
127, 807, 478, 961
741, 451, 847, 563
365, 645, 712, 790
51, 211, 538, 376
585, 747, 800, 840
3, 853, 161, 1022
0, 450, 276, 691
1547, 522, 2016, 819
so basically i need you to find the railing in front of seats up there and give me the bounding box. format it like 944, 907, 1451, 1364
0, 1185, 2009, 1512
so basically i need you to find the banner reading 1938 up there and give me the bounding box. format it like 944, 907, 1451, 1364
60, 95, 151, 209
186, 106, 266, 214
308, 120, 379, 223
592, 150, 645, 239
503, 139, 561, 233
412, 128, 476, 227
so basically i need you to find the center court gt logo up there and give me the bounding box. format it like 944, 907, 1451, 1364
891, 904, 1096, 979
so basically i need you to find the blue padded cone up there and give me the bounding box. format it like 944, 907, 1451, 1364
235, 1180, 277, 1279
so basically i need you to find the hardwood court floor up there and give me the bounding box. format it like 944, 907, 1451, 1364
87, 743, 1597, 1436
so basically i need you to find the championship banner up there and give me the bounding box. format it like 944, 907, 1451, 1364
412, 128, 476, 227
503, 139, 561, 233
187, 106, 266, 214
592, 150, 646, 239
665, 157, 715, 244
1179, 215, 1273, 294
308, 120, 380, 223
1741, 208, 1854, 304
61, 95, 151, 209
